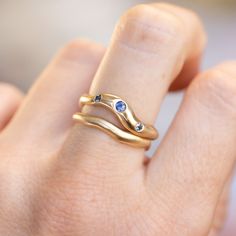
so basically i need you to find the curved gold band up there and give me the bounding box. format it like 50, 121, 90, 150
80, 94, 158, 140
73, 113, 151, 149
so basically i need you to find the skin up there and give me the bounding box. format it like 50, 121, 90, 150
0, 83, 23, 130
0, 3, 235, 236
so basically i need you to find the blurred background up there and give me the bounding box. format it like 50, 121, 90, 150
0, 0, 235, 234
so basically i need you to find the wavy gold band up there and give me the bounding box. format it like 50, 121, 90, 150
80, 94, 158, 140
73, 113, 151, 149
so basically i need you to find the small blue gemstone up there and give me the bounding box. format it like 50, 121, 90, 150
135, 123, 144, 132
94, 94, 102, 102
115, 100, 126, 112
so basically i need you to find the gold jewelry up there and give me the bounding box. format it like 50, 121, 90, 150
80, 94, 158, 140
73, 94, 159, 149
73, 113, 151, 149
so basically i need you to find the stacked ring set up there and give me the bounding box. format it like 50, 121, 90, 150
73, 94, 158, 149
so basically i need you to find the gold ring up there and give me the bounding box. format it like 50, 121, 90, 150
80, 94, 158, 140
73, 113, 151, 149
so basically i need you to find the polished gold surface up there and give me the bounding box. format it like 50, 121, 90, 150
73, 113, 151, 149
80, 94, 158, 140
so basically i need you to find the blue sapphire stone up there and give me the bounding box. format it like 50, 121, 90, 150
135, 123, 144, 132
115, 100, 126, 112
94, 94, 102, 102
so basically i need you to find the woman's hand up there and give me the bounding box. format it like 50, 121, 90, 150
0, 3, 235, 236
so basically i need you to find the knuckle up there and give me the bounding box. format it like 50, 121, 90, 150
59, 39, 104, 64
156, 2, 201, 25
63, 39, 92, 53
154, 3, 207, 53
191, 64, 236, 114
117, 4, 184, 55
183, 8, 202, 28
216, 61, 236, 75
0, 82, 23, 100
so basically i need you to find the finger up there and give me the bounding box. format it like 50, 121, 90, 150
0, 83, 23, 131
6, 40, 105, 148
64, 4, 206, 174
147, 62, 236, 235
150, 3, 206, 91
170, 52, 202, 91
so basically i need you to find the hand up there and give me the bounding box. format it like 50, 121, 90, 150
0, 3, 235, 236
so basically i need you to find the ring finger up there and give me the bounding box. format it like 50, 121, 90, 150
63, 3, 206, 176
